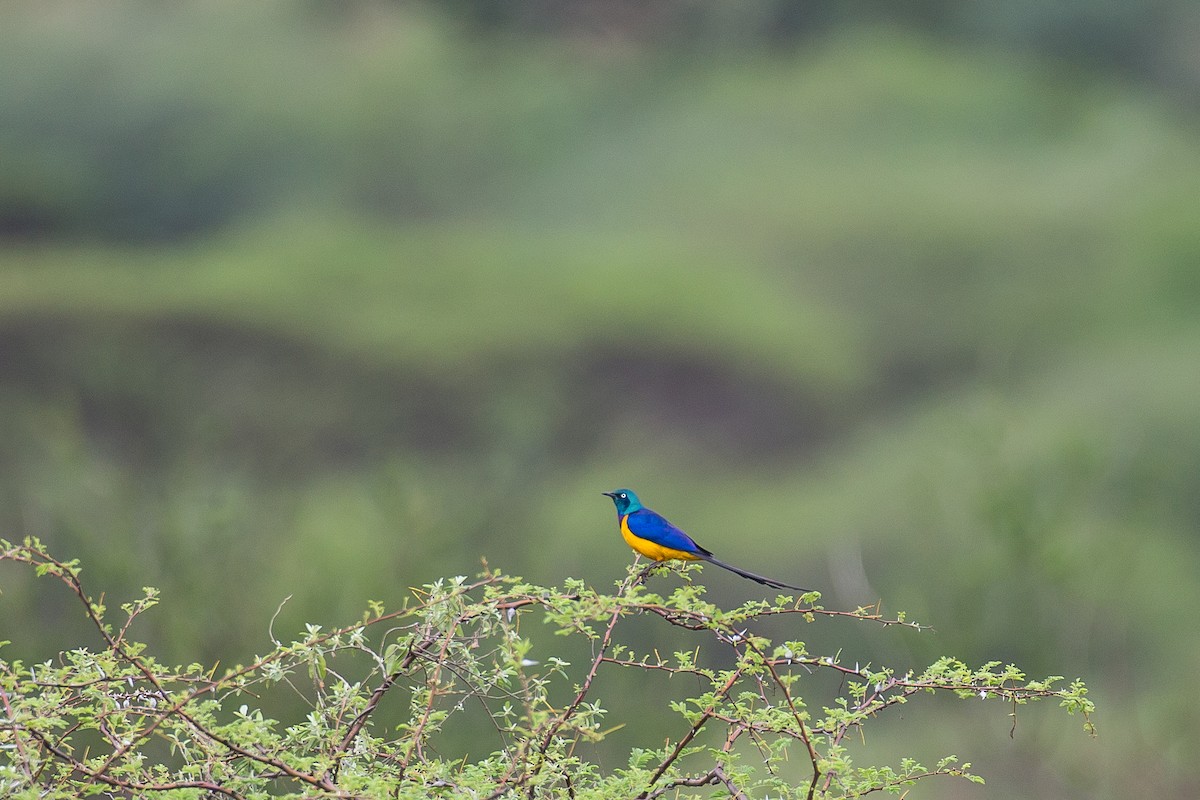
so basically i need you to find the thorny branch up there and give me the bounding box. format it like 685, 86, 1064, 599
0, 537, 1094, 799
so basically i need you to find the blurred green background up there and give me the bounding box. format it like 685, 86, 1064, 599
2, 1, 1198, 797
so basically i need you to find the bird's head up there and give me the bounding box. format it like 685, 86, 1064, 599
602, 488, 643, 515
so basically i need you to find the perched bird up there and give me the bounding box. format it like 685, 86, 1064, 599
602, 488, 809, 592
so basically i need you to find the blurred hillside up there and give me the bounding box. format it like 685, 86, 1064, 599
1, 2, 1199, 798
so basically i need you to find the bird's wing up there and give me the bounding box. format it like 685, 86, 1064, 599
625, 509, 712, 556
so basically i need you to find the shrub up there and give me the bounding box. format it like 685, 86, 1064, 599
0, 537, 1093, 798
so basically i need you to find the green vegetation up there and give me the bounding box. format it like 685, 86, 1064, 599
0, 538, 1093, 798
1, 2, 1198, 797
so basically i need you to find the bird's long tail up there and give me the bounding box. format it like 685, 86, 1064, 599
700, 555, 810, 593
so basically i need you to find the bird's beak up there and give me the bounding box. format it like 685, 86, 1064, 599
601, 491, 616, 498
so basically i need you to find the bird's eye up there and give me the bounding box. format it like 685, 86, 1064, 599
619, 493, 626, 499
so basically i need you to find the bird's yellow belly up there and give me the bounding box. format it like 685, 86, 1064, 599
621, 515, 699, 562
